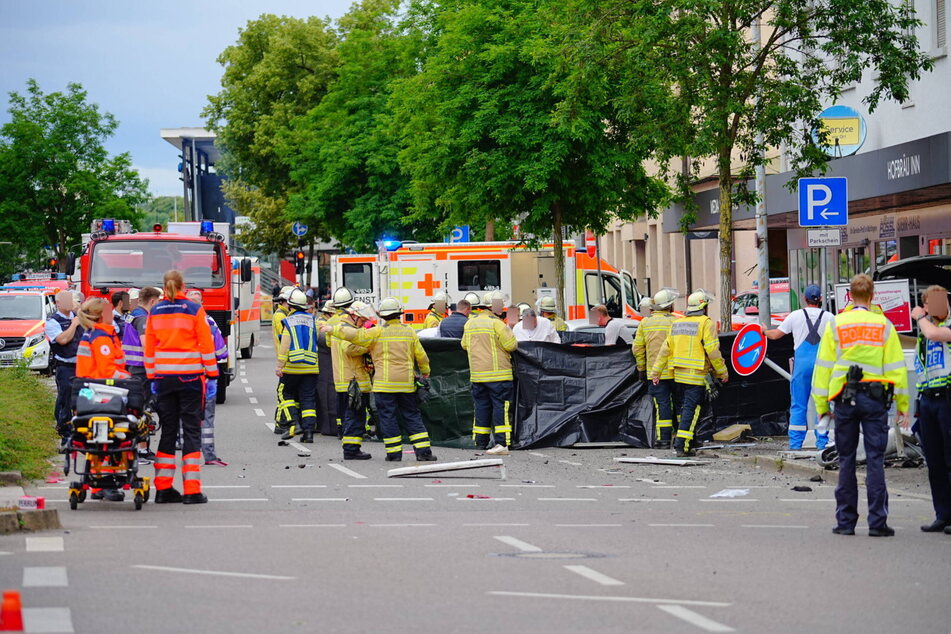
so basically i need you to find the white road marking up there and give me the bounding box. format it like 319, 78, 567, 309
26, 537, 64, 552
265, 422, 276, 432
558, 460, 583, 466
279, 524, 346, 528
328, 463, 367, 479
564, 565, 625, 587
292, 498, 349, 502
254, 408, 266, 417
23, 566, 68, 587
742, 524, 809, 529
369, 523, 436, 527
653, 485, 706, 489
698, 499, 759, 503
373, 497, 434, 502
349, 484, 404, 488
538, 498, 598, 502
636, 478, 665, 485
185, 525, 253, 529
203, 485, 251, 489
249, 397, 258, 404
556, 524, 622, 528
778, 499, 831, 502
649, 524, 715, 528
618, 498, 678, 503
207, 498, 269, 502
577, 485, 631, 489
240, 378, 249, 384
87, 525, 158, 530
500, 484, 554, 488
22, 607, 73, 633
528, 452, 548, 457
132, 565, 295, 581
657, 605, 735, 632
244, 387, 254, 393
425, 483, 481, 488
488, 591, 731, 608
494, 536, 543, 552
271, 484, 327, 489
288, 441, 311, 454
464, 523, 530, 527
456, 497, 515, 501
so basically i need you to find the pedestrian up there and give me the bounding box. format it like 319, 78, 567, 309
634, 288, 679, 448
326, 297, 435, 462
910, 286, 951, 535
187, 290, 229, 465
813, 274, 909, 537
423, 293, 449, 329
321, 301, 373, 459
110, 290, 130, 339
144, 270, 219, 505
512, 308, 559, 342
438, 298, 471, 338
462, 290, 517, 453
76, 296, 130, 502
650, 290, 729, 457
45, 290, 84, 438
538, 296, 567, 332
272, 286, 296, 436
121, 285, 162, 464
765, 284, 834, 450
275, 288, 320, 444
592, 304, 631, 345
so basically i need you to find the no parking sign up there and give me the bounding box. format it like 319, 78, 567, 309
731, 323, 767, 376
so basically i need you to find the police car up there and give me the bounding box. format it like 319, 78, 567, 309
0, 286, 57, 371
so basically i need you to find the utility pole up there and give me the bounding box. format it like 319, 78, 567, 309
752, 18, 771, 328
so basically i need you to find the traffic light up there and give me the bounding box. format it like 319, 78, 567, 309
47, 258, 58, 271
294, 250, 306, 274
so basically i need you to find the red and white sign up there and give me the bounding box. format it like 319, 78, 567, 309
730, 323, 767, 376
834, 278, 912, 332
585, 230, 596, 258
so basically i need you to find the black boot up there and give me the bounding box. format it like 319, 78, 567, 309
868, 525, 895, 537
300, 431, 314, 443
344, 450, 372, 460
385, 454, 402, 462
274, 424, 286, 435
155, 488, 183, 504
920, 519, 949, 532
182, 492, 208, 505
416, 451, 437, 462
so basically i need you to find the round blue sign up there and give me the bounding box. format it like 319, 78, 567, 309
812, 104, 867, 157
730, 324, 767, 376
292, 222, 308, 237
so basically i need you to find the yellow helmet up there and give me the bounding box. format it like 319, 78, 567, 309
538, 296, 557, 313
378, 297, 404, 319
347, 300, 376, 320
333, 286, 355, 308
653, 288, 679, 310
687, 289, 714, 311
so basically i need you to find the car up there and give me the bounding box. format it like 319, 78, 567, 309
0, 286, 58, 372
730, 279, 800, 330
564, 319, 638, 344
874, 255, 951, 299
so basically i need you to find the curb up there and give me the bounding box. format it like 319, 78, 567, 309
0, 471, 21, 486
724, 452, 834, 480
0, 509, 62, 535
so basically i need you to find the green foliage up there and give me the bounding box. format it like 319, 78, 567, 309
0, 369, 57, 480
137, 196, 185, 231
0, 80, 148, 269
222, 179, 300, 257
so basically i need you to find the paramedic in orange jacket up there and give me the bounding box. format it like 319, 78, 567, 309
144, 270, 218, 505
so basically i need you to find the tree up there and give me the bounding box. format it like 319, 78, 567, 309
285, 0, 444, 252
0, 80, 148, 270
392, 0, 667, 315
561, 0, 932, 329
137, 196, 185, 231
221, 179, 300, 258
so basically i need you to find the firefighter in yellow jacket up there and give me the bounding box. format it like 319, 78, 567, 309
650, 290, 728, 456
538, 296, 568, 332
462, 290, 518, 451
326, 297, 436, 462
423, 293, 449, 329
271, 286, 295, 436
633, 288, 679, 448
275, 289, 319, 444
327, 300, 373, 460
813, 274, 908, 537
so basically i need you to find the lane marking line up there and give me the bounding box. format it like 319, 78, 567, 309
778, 498, 833, 502
22, 607, 73, 633
271, 484, 327, 488
185, 525, 253, 529
488, 591, 731, 608
348, 484, 404, 488
555, 524, 622, 528
463, 523, 530, 527
369, 523, 436, 527
698, 499, 759, 503
657, 604, 735, 632
558, 460, 582, 466
648, 524, 715, 528
537, 498, 598, 502
328, 463, 367, 479
26, 537, 64, 552
207, 498, 269, 502
23, 566, 68, 587
618, 498, 678, 503
494, 536, 542, 552
653, 485, 706, 489
457, 497, 515, 501
279, 524, 346, 528
564, 565, 624, 587
742, 524, 809, 529
578, 485, 631, 489
132, 564, 295, 581
292, 498, 349, 502
265, 422, 276, 432
87, 525, 158, 530
244, 387, 254, 393
373, 497, 434, 501
249, 397, 258, 404
240, 378, 249, 384
254, 408, 266, 417
500, 484, 554, 488
528, 452, 548, 457
425, 484, 480, 488
203, 485, 251, 489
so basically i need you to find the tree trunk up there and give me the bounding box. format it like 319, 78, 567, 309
485, 219, 495, 242
552, 202, 566, 320
717, 148, 734, 333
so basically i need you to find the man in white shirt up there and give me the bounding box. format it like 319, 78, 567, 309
765, 285, 834, 449
513, 309, 560, 343
593, 304, 632, 345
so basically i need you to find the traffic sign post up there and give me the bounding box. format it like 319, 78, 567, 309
292, 222, 309, 237
798, 177, 848, 227
730, 323, 791, 381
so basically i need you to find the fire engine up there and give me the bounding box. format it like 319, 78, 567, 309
69, 219, 255, 402
331, 241, 643, 327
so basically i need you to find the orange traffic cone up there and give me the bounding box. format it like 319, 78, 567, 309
0, 590, 23, 631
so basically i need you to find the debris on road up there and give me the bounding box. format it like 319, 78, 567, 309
709, 489, 749, 498
791, 486, 813, 492
713, 424, 752, 442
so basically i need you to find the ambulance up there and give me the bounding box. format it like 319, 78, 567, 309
0, 285, 57, 372
71, 219, 255, 402
331, 241, 644, 327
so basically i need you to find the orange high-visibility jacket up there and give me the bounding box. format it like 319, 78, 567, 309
144, 294, 219, 379
77, 326, 129, 380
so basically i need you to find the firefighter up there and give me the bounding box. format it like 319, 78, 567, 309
462, 290, 518, 452
323, 287, 359, 438
121, 286, 161, 464
324, 300, 373, 459
275, 289, 320, 444
813, 274, 908, 537
144, 270, 218, 505
423, 293, 449, 329
317, 300, 335, 323
633, 288, 679, 448
650, 289, 728, 457
187, 290, 229, 465
272, 285, 296, 436
326, 298, 436, 462
76, 297, 130, 502
538, 296, 567, 332
911, 286, 951, 535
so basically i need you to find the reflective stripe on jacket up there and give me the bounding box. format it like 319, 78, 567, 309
915, 316, 951, 390
461, 312, 517, 383
633, 311, 677, 379
651, 314, 727, 386
812, 307, 909, 415
271, 306, 287, 349
332, 319, 429, 393
121, 307, 148, 367
277, 310, 319, 374
144, 294, 218, 378
206, 315, 228, 362
325, 312, 371, 392
77, 326, 129, 379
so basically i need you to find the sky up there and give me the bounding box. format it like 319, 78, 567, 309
0, 0, 353, 197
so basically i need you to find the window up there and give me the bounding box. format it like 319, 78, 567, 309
0, 295, 42, 320
585, 273, 623, 317
457, 260, 501, 291
342, 263, 373, 295
90, 240, 225, 288
938, 0, 947, 48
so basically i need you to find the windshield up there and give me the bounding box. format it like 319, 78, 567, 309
90, 240, 225, 288
0, 295, 42, 320
769, 292, 791, 313
622, 272, 638, 310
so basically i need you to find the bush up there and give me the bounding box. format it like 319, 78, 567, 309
0, 369, 58, 479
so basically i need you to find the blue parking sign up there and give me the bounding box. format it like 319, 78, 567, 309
449, 225, 470, 243
798, 177, 848, 227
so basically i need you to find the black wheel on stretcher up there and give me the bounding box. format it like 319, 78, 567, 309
134, 492, 144, 510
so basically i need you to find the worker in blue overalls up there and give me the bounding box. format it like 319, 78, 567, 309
766, 285, 834, 450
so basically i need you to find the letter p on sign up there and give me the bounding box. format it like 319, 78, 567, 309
798, 177, 848, 227
806, 184, 832, 221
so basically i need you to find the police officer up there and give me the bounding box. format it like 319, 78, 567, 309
650, 290, 728, 457
538, 296, 567, 332
910, 285, 951, 535
45, 290, 84, 437
438, 298, 472, 338
462, 290, 518, 452
275, 289, 320, 444
813, 274, 908, 537
633, 288, 679, 448
423, 293, 449, 329
326, 298, 436, 462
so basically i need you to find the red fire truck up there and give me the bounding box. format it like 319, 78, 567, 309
68, 219, 253, 403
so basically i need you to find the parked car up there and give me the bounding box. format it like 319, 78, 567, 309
730, 279, 800, 330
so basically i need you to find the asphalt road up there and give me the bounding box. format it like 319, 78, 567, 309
2, 327, 950, 633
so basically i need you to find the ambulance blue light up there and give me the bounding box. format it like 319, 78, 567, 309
102, 219, 116, 233
200, 220, 214, 235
